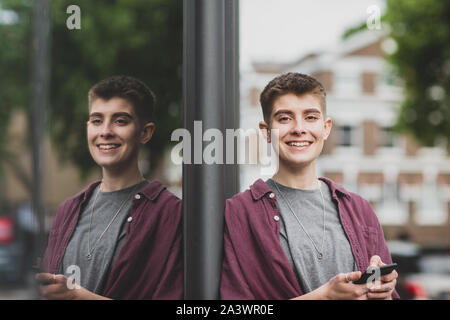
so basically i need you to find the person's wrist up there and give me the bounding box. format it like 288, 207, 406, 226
69, 287, 81, 300
72, 286, 90, 300
316, 282, 330, 300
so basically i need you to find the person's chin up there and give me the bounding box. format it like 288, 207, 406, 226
280, 153, 315, 168
93, 156, 124, 170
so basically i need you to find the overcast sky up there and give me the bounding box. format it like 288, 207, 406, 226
240, 0, 385, 69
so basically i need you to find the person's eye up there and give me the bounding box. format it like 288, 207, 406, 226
90, 119, 102, 125
279, 116, 291, 122
306, 115, 319, 121
116, 118, 129, 125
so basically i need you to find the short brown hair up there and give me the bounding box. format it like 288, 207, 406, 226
88, 75, 155, 125
259, 72, 326, 123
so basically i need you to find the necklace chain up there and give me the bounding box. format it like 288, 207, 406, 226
273, 179, 326, 260
86, 182, 141, 260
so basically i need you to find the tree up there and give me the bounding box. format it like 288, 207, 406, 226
0, 0, 182, 182
342, 0, 450, 147
0, 0, 32, 192
384, 0, 450, 146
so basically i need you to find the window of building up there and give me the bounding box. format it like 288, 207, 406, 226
337, 125, 354, 147
380, 126, 395, 147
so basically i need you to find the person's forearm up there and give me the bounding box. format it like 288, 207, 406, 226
74, 287, 112, 300
290, 285, 328, 300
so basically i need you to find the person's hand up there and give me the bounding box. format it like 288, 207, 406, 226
365, 255, 398, 300
35, 273, 109, 300
318, 271, 369, 300
35, 273, 80, 300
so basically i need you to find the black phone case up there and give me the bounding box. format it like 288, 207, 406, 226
353, 263, 397, 284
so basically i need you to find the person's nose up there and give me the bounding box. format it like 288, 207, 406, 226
100, 121, 114, 138
290, 119, 307, 136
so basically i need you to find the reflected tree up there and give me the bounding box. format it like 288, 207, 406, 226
0, 0, 182, 184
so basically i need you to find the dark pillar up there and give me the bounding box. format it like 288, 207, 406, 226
183, 0, 239, 299
29, 0, 51, 266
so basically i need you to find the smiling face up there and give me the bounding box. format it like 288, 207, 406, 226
87, 97, 154, 171
260, 93, 332, 170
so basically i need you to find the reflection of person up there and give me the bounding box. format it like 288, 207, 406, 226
37, 76, 183, 299
220, 73, 399, 300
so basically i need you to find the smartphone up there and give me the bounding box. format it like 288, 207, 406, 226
353, 263, 397, 284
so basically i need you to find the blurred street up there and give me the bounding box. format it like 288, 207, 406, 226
0, 273, 37, 300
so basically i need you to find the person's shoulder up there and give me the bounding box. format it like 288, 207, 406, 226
139, 180, 179, 201
57, 180, 101, 211
225, 178, 272, 214
160, 186, 181, 201
51, 181, 100, 228
140, 180, 182, 216
320, 177, 378, 221
341, 187, 372, 209
346, 189, 370, 205
159, 187, 182, 211
228, 178, 266, 202
320, 177, 369, 204
227, 187, 252, 204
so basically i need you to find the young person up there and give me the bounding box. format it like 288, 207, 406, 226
36, 76, 183, 300
220, 72, 399, 300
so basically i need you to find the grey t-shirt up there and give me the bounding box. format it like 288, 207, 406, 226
61, 180, 149, 294
266, 179, 356, 293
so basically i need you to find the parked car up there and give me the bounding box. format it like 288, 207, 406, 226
388, 240, 450, 300
0, 215, 27, 284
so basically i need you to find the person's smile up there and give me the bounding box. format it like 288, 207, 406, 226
96, 143, 122, 152
285, 139, 313, 151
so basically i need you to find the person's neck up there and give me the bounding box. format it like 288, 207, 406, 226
100, 165, 145, 192
272, 162, 319, 190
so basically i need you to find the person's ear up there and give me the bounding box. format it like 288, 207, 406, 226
259, 121, 271, 143
140, 122, 155, 144
323, 117, 332, 140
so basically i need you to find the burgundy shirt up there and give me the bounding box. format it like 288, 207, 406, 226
220, 178, 400, 300
42, 180, 183, 300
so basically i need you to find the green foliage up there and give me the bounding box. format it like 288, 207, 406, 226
0, 0, 31, 167
0, 0, 182, 178
341, 20, 367, 40
384, 0, 450, 146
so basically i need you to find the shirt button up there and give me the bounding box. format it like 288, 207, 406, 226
127, 217, 133, 223
274, 215, 280, 221
269, 193, 275, 199
134, 194, 141, 200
